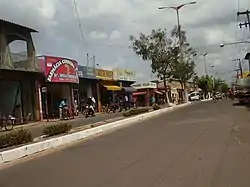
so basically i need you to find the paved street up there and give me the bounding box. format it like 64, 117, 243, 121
1, 100, 250, 186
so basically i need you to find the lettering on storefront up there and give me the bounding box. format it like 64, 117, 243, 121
133, 82, 157, 89
113, 68, 136, 81
45, 56, 79, 83
96, 69, 113, 79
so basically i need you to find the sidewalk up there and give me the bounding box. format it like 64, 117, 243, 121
0, 106, 161, 139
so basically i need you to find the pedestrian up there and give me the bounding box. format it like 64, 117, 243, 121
59, 99, 67, 120
91, 96, 96, 111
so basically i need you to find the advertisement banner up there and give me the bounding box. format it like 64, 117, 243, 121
95, 69, 113, 80
113, 68, 136, 81
45, 56, 79, 83
133, 82, 157, 89
78, 65, 96, 79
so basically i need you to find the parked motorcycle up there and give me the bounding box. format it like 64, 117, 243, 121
84, 104, 95, 118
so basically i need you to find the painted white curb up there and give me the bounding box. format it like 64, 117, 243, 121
201, 98, 212, 102
0, 103, 190, 165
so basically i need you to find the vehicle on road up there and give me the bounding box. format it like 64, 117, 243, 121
84, 104, 95, 118
235, 78, 250, 104
188, 92, 200, 101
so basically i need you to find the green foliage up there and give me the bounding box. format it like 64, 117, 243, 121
170, 25, 196, 86
130, 28, 175, 81
130, 26, 196, 93
43, 123, 72, 137
123, 108, 150, 117
0, 129, 32, 149
214, 78, 229, 93
196, 75, 229, 93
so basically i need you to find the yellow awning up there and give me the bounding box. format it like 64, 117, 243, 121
103, 85, 122, 91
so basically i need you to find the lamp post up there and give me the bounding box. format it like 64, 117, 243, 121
203, 53, 208, 76
158, 2, 196, 56
220, 41, 250, 71
220, 41, 250, 47
159, 2, 196, 102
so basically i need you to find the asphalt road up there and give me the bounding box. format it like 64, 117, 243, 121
1, 100, 250, 187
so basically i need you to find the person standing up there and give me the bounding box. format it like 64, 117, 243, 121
59, 99, 66, 120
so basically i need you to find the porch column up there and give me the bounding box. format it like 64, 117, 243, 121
26, 33, 37, 69
0, 29, 8, 67
96, 82, 102, 112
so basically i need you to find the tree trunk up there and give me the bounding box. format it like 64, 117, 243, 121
180, 81, 188, 103
183, 81, 189, 103
163, 76, 170, 104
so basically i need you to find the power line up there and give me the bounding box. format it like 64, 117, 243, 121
73, 0, 84, 41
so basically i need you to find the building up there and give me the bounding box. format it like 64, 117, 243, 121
37, 55, 79, 120
0, 19, 40, 123
132, 82, 160, 106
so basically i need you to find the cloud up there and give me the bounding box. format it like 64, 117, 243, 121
89, 31, 108, 40
0, 0, 249, 84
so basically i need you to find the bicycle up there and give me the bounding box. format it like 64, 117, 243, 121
0, 115, 15, 131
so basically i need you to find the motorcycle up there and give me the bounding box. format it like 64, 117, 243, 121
84, 104, 95, 118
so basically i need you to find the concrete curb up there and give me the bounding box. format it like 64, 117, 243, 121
201, 98, 212, 102
0, 103, 191, 165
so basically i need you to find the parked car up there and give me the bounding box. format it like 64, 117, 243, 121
188, 92, 200, 101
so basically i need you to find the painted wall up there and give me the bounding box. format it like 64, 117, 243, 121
0, 80, 21, 117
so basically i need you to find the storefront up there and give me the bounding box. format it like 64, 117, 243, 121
113, 68, 136, 102
0, 69, 41, 122
96, 68, 121, 110
132, 82, 158, 106
38, 56, 79, 120
76, 65, 98, 107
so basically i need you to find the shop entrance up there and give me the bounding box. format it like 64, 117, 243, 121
0, 80, 21, 118
41, 83, 72, 119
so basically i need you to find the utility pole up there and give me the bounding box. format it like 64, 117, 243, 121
233, 59, 243, 77
93, 55, 96, 75
237, 10, 250, 30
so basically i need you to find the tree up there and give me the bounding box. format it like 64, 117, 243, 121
169, 26, 197, 101
130, 28, 177, 104
214, 77, 229, 93
196, 75, 213, 97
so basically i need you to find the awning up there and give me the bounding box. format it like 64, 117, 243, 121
122, 87, 136, 92
103, 85, 122, 91
133, 91, 147, 96
155, 90, 163, 95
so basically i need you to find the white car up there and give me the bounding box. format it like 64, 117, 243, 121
188, 92, 200, 101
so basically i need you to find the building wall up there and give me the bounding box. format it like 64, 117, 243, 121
0, 70, 39, 120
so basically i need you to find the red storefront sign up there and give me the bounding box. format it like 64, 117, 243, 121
45, 56, 79, 83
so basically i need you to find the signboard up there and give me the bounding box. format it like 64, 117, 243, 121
95, 69, 113, 80
45, 56, 79, 83
242, 71, 250, 78
113, 68, 136, 81
78, 66, 96, 79
133, 82, 157, 89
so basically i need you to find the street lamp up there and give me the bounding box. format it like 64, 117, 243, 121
220, 41, 250, 47
158, 1, 196, 54
158, 2, 196, 103
203, 53, 208, 76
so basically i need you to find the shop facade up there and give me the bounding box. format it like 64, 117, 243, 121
132, 82, 159, 106
0, 70, 41, 122
76, 65, 98, 109
96, 68, 121, 111
113, 68, 136, 101
38, 56, 79, 120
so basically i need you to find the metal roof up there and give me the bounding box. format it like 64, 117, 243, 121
0, 19, 38, 32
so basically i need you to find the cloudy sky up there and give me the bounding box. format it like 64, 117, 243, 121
1, 0, 250, 83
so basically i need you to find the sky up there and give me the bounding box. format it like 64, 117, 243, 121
1, 0, 250, 83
